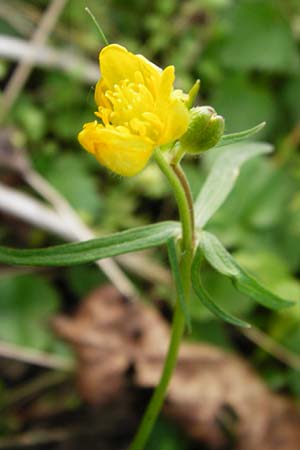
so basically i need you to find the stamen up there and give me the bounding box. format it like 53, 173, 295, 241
99, 76, 161, 139
142, 112, 163, 131
96, 107, 111, 127
134, 71, 144, 84
130, 118, 147, 136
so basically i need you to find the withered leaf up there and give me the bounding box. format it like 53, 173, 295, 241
53, 285, 300, 450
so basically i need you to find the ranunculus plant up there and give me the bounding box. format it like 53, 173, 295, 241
0, 35, 294, 450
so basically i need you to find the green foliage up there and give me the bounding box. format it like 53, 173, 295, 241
191, 246, 250, 327
13, 96, 47, 141
190, 268, 254, 322
146, 416, 187, 450
220, 0, 299, 73
217, 122, 266, 148
45, 154, 102, 220
205, 156, 300, 269
234, 251, 300, 303
283, 75, 300, 123
198, 231, 295, 310
194, 142, 273, 227
66, 265, 107, 297
0, 274, 60, 350
0, 222, 180, 266
211, 76, 277, 135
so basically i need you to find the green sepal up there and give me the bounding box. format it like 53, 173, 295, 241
180, 106, 225, 154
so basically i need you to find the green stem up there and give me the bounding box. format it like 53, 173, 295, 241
154, 148, 194, 249
128, 148, 194, 450
171, 163, 195, 232
171, 144, 186, 166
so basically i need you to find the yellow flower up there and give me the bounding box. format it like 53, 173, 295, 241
78, 44, 189, 176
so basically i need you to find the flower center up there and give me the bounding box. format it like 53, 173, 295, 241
96, 72, 163, 141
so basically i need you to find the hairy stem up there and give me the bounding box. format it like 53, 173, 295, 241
128, 148, 194, 450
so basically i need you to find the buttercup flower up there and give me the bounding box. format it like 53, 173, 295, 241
78, 44, 189, 176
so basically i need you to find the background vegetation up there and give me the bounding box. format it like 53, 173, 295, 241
0, 0, 300, 448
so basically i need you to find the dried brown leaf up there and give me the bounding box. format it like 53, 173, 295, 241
53, 285, 300, 450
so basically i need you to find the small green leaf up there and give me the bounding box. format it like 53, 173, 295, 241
199, 231, 295, 310
216, 122, 266, 148
0, 222, 180, 267
191, 247, 250, 328
167, 239, 191, 331
194, 142, 273, 228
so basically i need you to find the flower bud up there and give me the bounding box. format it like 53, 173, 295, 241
180, 106, 225, 154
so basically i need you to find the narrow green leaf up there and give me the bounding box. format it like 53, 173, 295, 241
199, 231, 295, 310
191, 247, 250, 328
216, 122, 266, 148
0, 222, 180, 267
194, 142, 273, 228
167, 239, 191, 331
197, 232, 239, 277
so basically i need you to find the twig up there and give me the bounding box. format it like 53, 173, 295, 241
0, 0, 68, 122
242, 326, 300, 371
6, 0, 94, 48
0, 340, 73, 371
24, 168, 95, 240
23, 168, 139, 300
0, 4, 33, 37
1, 370, 70, 410
0, 266, 45, 279
117, 253, 171, 285
0, 429, 69, 449
0, 35, 99, 83
0, 182, 169, 287
0, 182, 74, 240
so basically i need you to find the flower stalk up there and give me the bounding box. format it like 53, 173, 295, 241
128, 147, 195, 450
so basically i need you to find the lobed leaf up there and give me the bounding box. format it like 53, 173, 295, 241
0, 221, 180, 267
191, 247, 250, 328
194, 142, 273, 228
199, 231, 295, 310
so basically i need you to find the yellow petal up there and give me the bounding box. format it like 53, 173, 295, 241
156, 66, 189, 145
94, 79, 111, 108
157, 65, 175, 104
157, 98, 189, 145
78, 121, 100, 154
99, 44, 160, 93
78, 121, 154, 177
